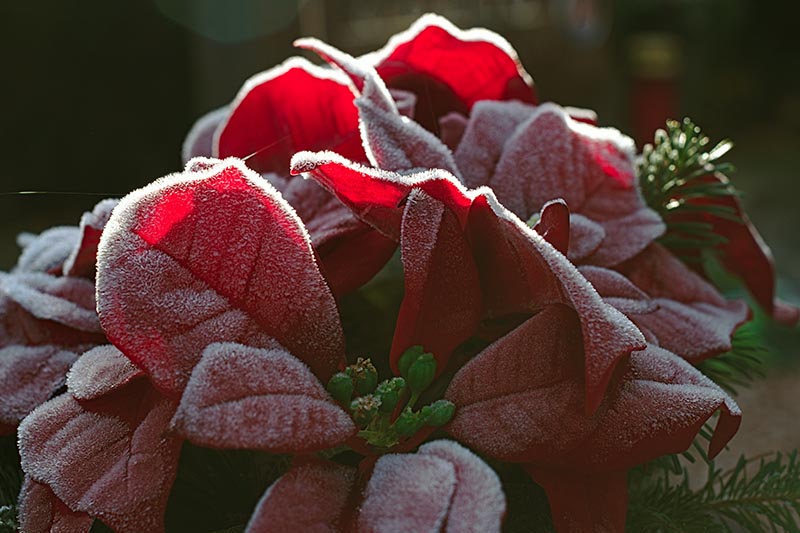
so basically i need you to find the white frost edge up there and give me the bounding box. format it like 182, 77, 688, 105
97, 156, 319, 312
358, 13, 535, 91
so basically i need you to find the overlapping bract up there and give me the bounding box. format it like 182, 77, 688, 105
0, 200, 114, 434
11, 12, 795, 533
672, 173, 799, 326
19, 159, 355, 531
17, 157, 506, 531
246, 440, 505, 532
285, 23, 765, 530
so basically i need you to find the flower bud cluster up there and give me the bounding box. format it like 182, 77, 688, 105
325, 348, 455, 450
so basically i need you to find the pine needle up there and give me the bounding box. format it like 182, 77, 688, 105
0, 435, 21, 532
698, 322, 768, 396
628, 451, 800, 532
638, 118, 742, 258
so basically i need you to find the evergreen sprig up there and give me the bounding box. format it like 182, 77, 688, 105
0, 434, 21, 532
698, 322, 768, 396
638, 118, 741, 260
628, 451, 800, 532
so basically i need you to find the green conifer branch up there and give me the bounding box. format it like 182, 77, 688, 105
637, 118, 741, 259
698, 322, 768, 396
628, 451, 800, 532
0, 434, 21, 532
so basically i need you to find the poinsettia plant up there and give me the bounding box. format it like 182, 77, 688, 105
1, 13, 798, 533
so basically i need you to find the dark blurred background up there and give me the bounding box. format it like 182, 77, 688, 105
0, 0, 798, 470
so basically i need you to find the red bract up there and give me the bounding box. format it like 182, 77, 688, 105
96, 158, 346, 398
183, 14, 539, 296
454, 101, 665, 267
172, 342, 356, 452
445, 304, 740, 532
0, 200, 114, 433
291, 151, 644, 414
287, 58, 643, 410
246, 440, 505, 532
18, 478, 93, 533
675, 173, 799, 326
584, 243, 750, 362
213, 59, 364, 173
364, 13, 537, 131
20, 158, 508, 531
183, 58, 394, 297
19, 350, 182, 533
288, 35, 753, 531
20, 159, 353, 530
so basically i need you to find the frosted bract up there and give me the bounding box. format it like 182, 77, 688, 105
299, 36, 463, 180
246, 461, 356, 532
2, 272, 101, 333
578, 266, 658, 316
18, 379, 182, 533
455, 102, 666, 267
291, 152, 471, 242
13, 226, 79, 275
454, 100, 536, 189
357, 92, 463, 180
446, 304, 740, 468
0, 345, 77, 427
173, 342, 356, 452
366, 13, 537, 131
359, 441, 505, 533
0, 270, 103, 433
359, 453, 456, 532
615, 244, 750, 362
96, 158, 345, 397
182, 55, 391, 297
66, 344, 144, 401
392, 190, 481, 374
416, 440, 506, 533
293, 151, 645, 413
18, 477, 93, 533
63, 198, 119, 278
0, 272, 105, 352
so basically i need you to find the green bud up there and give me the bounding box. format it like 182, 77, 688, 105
349, 395, 381, 427
398, 345, 425, 379
393, 408, 423, 437
419, 405, 433, 422
375, 377, 406, 413
425, 400, 456, 426
326, 372, 353, 405
407, 353, 436, 395
349, 357, 378, 396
